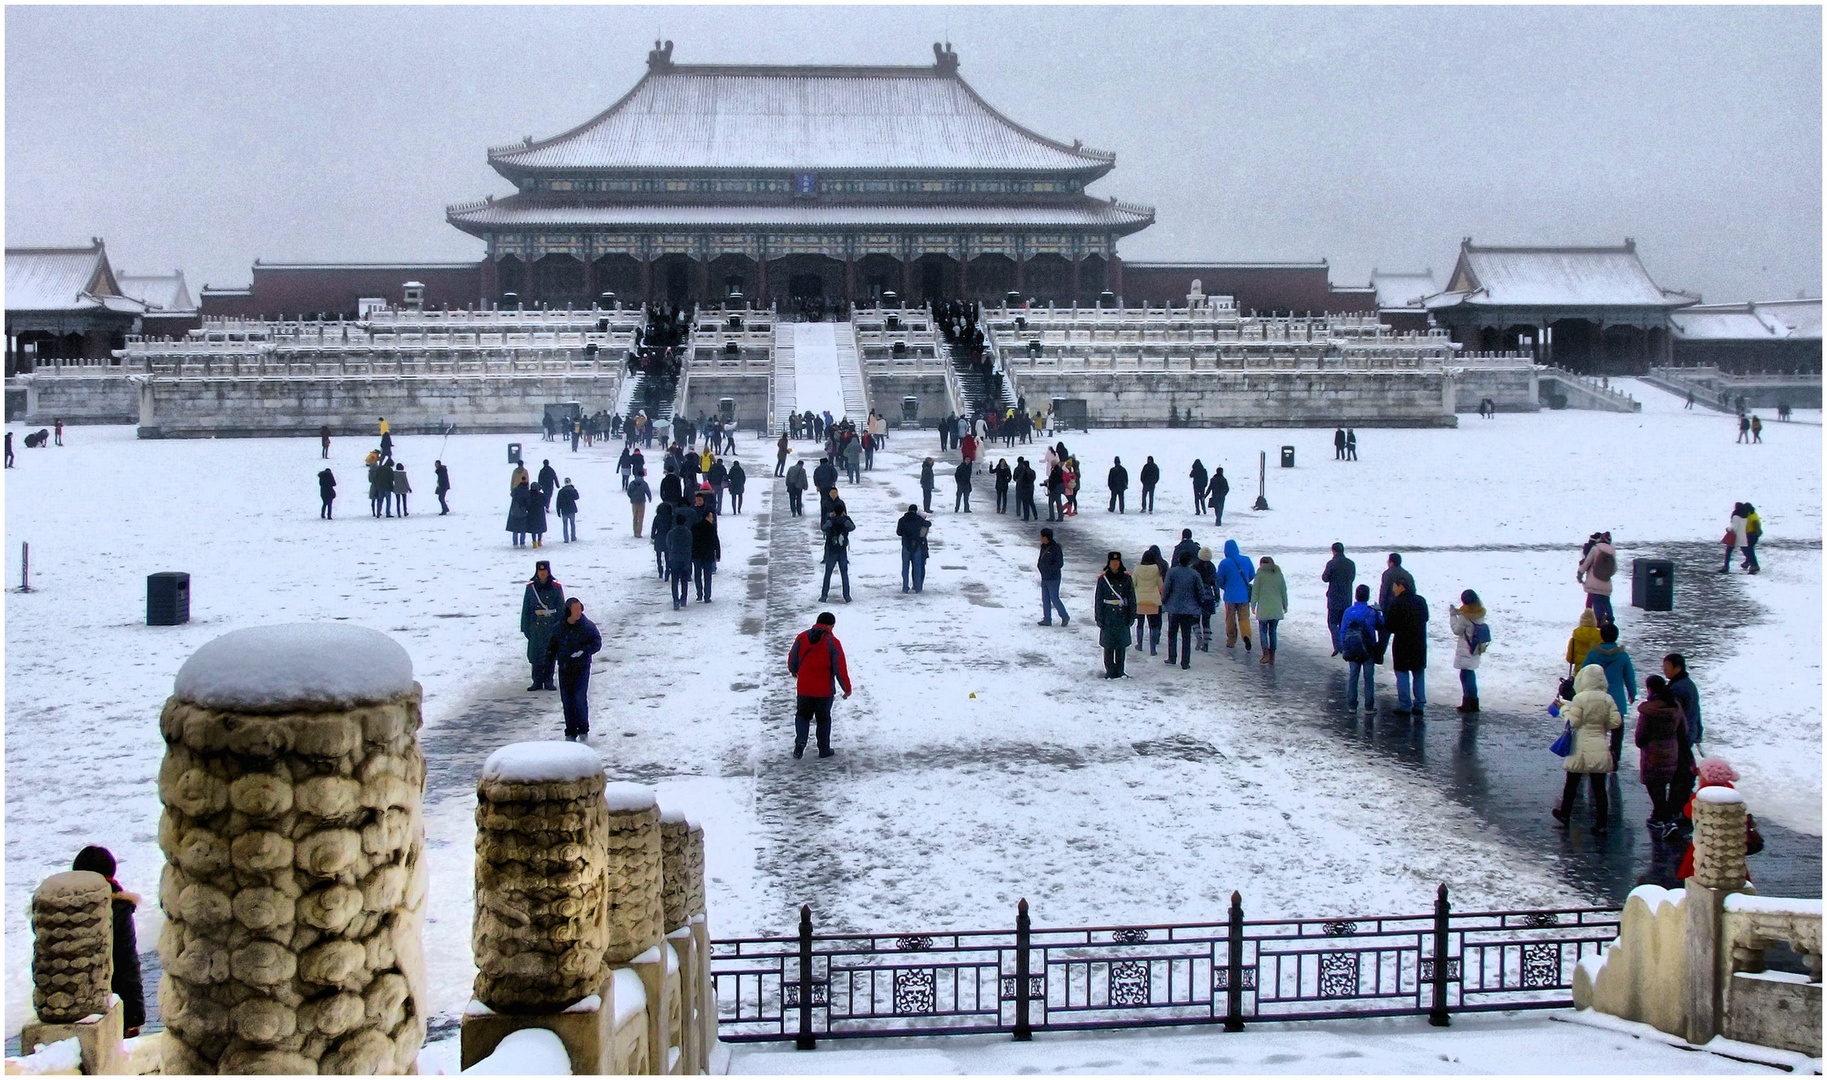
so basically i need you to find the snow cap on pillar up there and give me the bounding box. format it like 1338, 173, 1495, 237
173, 624, 414, 711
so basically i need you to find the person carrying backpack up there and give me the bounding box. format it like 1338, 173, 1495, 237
1450, 589, 1490, 713
1215, 539, 1256, 650
1339, 585, 1383, 710
1577, 532, 1618, 625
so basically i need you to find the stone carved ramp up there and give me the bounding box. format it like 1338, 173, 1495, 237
791, 323, 849, 423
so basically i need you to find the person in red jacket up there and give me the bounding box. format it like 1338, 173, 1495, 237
788, 611, 852, 759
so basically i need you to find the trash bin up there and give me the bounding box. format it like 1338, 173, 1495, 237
1632, 558, 1674, 611
148, 572, 190, 626
507, 442, 522, 465
1280, 445, 1296, 468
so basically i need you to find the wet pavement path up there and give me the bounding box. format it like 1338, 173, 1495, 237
1018, 508, 1822, 905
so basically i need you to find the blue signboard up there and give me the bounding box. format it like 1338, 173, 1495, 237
795, 172, 818, 196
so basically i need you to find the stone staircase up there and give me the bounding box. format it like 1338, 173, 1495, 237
833, 324, 870, 420
769, 323, 798, 435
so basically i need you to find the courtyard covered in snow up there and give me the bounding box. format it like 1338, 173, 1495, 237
4, 379, 1820, 1056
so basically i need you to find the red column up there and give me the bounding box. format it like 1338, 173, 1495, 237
1014, 251, 1026, 296
901, 253, 914, 301
582, 254, 597, 306
698, 249, 712, 306
844, 248, 857, 307
481, 252, 498, 308
1069, 254, 1082, 302
958, 246, 971, 301
757, 252, 769, 306
523, 247, 541, 307
1109, 251, 1124, 302
639, 248, 653, 304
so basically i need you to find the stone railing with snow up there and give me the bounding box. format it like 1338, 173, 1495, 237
460, 754, 718, 1075
1575, 788, 1821, 1059
154, 624, 427, 1074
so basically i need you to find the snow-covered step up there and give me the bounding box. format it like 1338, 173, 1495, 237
770, 323, 797, 434
833, 322, 871, 420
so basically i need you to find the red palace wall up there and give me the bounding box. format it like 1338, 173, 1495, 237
1121, 263, 1377, 316
201, 264, 484, 319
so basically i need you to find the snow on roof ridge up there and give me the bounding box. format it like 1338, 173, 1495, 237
173, 623, 414, 711
486, 48, 1114, 175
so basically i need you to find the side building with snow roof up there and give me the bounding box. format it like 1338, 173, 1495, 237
1421, 237, 1698, 375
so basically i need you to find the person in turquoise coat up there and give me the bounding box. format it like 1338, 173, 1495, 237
1583, 621, 1637, 766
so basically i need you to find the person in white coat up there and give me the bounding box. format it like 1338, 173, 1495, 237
1552, 664, 1622, 833
1449, 589, 1488, 714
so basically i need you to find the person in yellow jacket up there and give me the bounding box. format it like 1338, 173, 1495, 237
1130, 547, 1165, 655
1566, 609, 1603, 673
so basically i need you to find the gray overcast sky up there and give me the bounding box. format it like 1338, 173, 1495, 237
6, 5, 1820, 302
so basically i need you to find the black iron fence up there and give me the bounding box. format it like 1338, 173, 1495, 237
711, 886, 1620, 1045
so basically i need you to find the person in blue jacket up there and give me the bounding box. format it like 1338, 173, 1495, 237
1338, 585, 1384, 709
1215, 539, 1257, 650
1159, 551, 1205, 669
546, 598, 602, 741
1583, 621, 1637, 766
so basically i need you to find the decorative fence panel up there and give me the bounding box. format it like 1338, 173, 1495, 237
711, 890, 1620, 1045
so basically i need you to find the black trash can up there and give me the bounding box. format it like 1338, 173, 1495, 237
1632, 558, 1674, 611
1281, 445, 1296, 468
148, 572, 190, 626
507, 442, 522, 465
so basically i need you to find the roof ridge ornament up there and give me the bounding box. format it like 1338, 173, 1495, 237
649, 39, 674, 72
933, 41, 958, 73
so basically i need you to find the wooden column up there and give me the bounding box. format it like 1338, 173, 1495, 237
698, 248, 712, 307
481, 251, 499, 309
901, 250, 914, 301
639, 242, 653, 304
1014, 246, 1027, 297
844, 243, 857, 307
1069, 253, 1082, 302
523, 238, 541, 307
757, 239, 769, 306
582, 252, 597, 307
957, 239, 970, 300
1109, 249, 1124, 302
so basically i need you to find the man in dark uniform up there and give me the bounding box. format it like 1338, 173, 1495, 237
547, 598, 602, 741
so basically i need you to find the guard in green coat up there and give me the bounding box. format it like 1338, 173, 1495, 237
521, 560, 565, 690
1095, 551, 1137, 679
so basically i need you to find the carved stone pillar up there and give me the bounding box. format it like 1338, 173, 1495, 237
471, 743, 609, 1012
155, 624, 426, 1075
31, 871, 113, 1023
1685, 787, 1749, 1046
